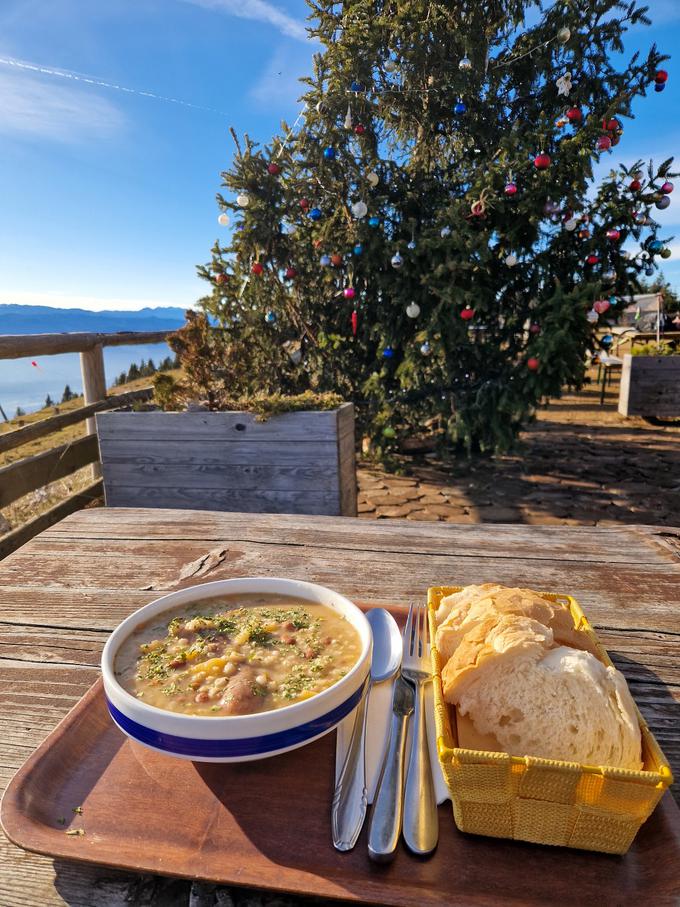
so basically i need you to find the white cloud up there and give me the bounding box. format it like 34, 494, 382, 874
0, 68, 124, 142
0, 290, 194, 312
184, 0, 308, 41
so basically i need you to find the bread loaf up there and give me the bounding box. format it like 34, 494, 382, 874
436, 585, 642, 770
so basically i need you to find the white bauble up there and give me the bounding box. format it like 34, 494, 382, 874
406, 302, 420, 318
352, 200, 368, 218
505, 254, 518, 267
217, 213, 229, 226
236, 193, 250, 207
367, 171, 379, 187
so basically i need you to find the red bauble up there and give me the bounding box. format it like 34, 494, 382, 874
504, 181, 518, 196
267, 162, 281, 175
527, 358, 540, 371
330, 253, 343, 267
593, 299, 611, 314
299, 198, 310, 209
629, 179, 642, 191
566, 107, 582, 123
284, 267, 297, 279
605, 118, 620, 132
251, 262, 264, 275
596, 135, 612, 151
529, 323, 541, 335
351, 310, 358, 336
343, 287, 356, 299
460, 307, 475, 320
655, 69, 668, 83
578, 228, 591, 239
586, 254, 600, 265
662, 181, 674, 194
610, 134, 620, 146
215, 273, 228, 285
354, 124, 366, 135
534, 153, 551, 170
606, 228, 621, 241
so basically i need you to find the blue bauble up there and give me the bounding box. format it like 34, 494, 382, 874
645, 266, 655, 276
368, 216, 380, 227
609, 296, 617, 305
654, 82, 665, 92
265, 311, 277, 324
407, 240, 416, 250
382, 346, 394, 358
309, 207, 322, 220
420, 341, 431, 356
350, 80, 364, 93
353, 244, 363, 255
453, 101, 467, 114
323, 147, 336, 160
649, 239, 663, 253
320, 254, 331, 266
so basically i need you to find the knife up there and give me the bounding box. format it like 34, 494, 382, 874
367, 673, 414, 862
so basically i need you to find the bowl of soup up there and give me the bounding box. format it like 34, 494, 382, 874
102, 578, 371, 762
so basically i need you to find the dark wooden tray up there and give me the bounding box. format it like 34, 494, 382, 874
2, 677, 680, 907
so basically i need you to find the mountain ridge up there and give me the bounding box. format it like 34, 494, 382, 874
0, 304, 188, 335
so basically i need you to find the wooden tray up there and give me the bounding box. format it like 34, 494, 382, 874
2, 679, 680, 906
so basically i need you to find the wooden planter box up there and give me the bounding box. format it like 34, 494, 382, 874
95, 403, 357, 516
618, 354, 680, 418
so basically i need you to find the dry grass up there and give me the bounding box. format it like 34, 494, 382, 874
0, 372, 179, 536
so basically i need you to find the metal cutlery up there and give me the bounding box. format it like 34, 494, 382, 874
402, 602, 439, 855
332, 608, 401, 852
367, 672, 414, 862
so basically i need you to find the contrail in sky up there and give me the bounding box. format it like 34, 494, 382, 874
0, 55, 231, 117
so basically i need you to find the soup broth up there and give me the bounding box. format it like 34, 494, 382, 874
115, 594, 362, 717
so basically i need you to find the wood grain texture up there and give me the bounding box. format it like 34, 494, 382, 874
0, 331, 171, 360
618, 354, 680, 417
0, 508, 679, 906
0, 434, 100, 509
97, 406, 356, 517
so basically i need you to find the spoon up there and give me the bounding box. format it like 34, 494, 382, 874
332, 608, 402, 851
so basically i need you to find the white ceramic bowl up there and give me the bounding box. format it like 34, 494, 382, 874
101, 577, 372, 762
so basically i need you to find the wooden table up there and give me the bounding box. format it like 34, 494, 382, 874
1, 508, 679, 906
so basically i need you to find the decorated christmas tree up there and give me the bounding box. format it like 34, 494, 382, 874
195, 0, 675, 453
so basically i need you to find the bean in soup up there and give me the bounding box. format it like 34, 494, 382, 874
115, 594, 362, 716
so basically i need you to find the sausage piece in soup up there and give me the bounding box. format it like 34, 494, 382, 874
114, 594, 362, 716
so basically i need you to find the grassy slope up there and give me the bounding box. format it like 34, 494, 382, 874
0, 372, 180, 533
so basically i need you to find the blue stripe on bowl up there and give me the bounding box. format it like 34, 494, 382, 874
106, 680, 366, 758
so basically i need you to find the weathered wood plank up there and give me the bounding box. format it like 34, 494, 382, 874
0, 434, 100, 509
99, 463, 339, 492
98, 439, 340, 466
0, 481, 103, 561
39, 509, 680, 566
96, 409, 347, 442
2, 536, 679, 631
102, 486, 343, 514
0, 390, 153, 456
619, 354, 680, 417
0, 331, 171, 360
337, 404, 357, 517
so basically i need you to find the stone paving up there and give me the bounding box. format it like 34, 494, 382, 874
357, 375, 680, 527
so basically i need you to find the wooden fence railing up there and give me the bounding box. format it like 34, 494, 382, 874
0, 329, 173, 559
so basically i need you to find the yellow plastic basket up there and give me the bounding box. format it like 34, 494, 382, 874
428, 586, 673, 854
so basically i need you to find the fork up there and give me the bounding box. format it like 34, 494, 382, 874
401, 602, 439, 855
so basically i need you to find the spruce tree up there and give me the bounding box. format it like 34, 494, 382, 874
61, 385, 74, 402
44, 394, 54, 408
197, 0, 675, 452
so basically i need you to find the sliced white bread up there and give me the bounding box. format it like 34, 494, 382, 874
442, 617, 642, 769
435, 585, 598, 663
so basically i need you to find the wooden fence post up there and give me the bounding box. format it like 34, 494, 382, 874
80, 344, 106, 479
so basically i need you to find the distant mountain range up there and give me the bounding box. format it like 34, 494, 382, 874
0, 304, 188, 335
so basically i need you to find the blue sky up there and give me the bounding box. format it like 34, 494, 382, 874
0, 0, 678, 313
